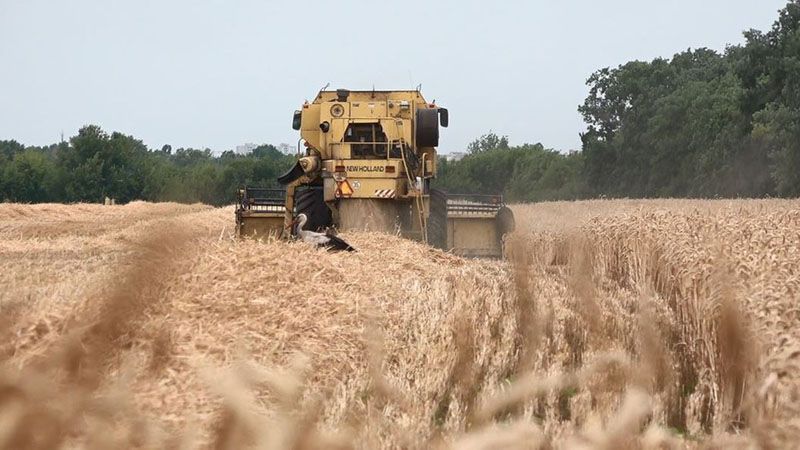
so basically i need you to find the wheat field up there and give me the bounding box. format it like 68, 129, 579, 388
1, 199, 799, 449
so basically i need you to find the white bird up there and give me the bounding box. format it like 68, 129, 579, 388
293, 213, 356, 252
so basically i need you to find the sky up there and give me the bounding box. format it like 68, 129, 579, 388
0, 0, 789, 154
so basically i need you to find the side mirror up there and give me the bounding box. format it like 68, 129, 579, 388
292, 110, 302, 130
438, 108, 449, 127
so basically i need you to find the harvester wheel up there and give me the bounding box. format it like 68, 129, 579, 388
295, 186, 332, 232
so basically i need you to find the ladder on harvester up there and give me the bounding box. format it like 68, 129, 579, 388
395, 138, 427, 244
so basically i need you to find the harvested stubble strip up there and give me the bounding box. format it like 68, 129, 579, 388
131, 218, 520, 445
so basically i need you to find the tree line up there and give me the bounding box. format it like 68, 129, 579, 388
2, 1, 799, 204
0, 125, 294, 205
437, 1, 800, 201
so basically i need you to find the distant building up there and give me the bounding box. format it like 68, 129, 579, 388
443, 152, 466, 162
235, 143, 257, 155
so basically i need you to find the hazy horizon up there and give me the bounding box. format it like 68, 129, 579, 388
0, 0, 789, 153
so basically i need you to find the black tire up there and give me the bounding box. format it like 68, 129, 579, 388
415, 108, 439, 147
295, 186, 332, 233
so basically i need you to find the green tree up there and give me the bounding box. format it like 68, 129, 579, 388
2, 149, 59, 202
466, 133, 509, 154
436, 136, 585, 202
58, 126, 150, 202
0, 140, 25, 160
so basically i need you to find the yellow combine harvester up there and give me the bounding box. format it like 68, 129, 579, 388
235, 88, 514, 257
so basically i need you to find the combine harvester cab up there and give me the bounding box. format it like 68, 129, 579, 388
428, 190, 515, 258
235, 187, 287, 238
235, 87, 515, 257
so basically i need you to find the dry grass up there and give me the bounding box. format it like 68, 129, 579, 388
0, 199, 799, 448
